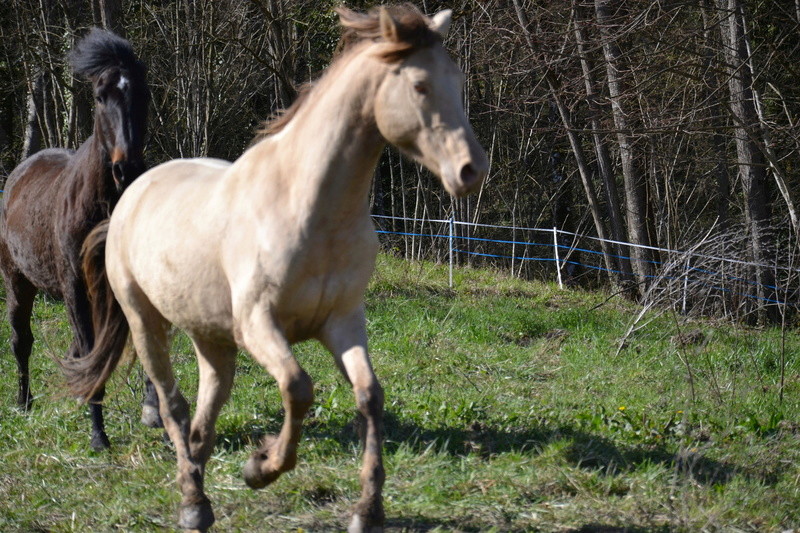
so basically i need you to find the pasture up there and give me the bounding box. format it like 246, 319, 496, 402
1, 254, 798, 532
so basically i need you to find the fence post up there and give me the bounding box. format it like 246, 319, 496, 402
449, 215, 454, 289
682, 256, 690, 314
553, 226, 563, 289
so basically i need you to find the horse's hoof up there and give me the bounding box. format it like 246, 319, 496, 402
90, 431, 111, 451
242, 452, 281, 489
348, 514, 384, 533
178, 500, 215, 531
141, 404, 163, 428
16, 394, 33, 412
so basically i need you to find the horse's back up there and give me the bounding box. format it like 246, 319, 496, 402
0, 148, 74, 294
113, 157, 232, 225
3, 148, 73, 203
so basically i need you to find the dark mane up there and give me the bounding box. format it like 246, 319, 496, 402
254, 3, 440, 140
70, 28, 145, 79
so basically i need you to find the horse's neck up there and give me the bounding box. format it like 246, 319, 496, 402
242, 52, 385, 228
65, 133, 116, 211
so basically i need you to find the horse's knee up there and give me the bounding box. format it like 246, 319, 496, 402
160, 391, 191, 434
282, 369, 314, 414
189, 425, 216, 464
355, 381, 384, 419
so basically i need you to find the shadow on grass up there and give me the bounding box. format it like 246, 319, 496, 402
214, 407, 772, 489
565, 526, 671, 533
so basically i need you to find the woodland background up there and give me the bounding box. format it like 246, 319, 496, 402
1, 0, 799, 322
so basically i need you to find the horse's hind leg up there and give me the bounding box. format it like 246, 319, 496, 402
238, 310, 314, 489
188, 337, 236, 466
140, 374, 163, 428
126, 309, 214, 532
4, 273, 37, 411
320, 307, 385, 533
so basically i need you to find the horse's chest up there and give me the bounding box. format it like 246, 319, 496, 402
275, 233, 377, 342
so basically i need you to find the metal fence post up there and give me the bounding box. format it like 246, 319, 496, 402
682, 256, 690, 314
449, 215, 455, 288
553, 226, 563, 289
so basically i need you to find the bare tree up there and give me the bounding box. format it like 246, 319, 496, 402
594, 0, 659, 294
716, 0, 778, 320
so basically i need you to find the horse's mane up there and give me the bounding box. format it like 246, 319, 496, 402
254, 3, 441, 140
70, 28, 145, 79
337, 3, 441, 62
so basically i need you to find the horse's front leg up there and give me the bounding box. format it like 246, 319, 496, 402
320, 306, 385, 533
238, 308, 314, 488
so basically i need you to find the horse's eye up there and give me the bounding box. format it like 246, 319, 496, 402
413, 82, 429, 95
95, 95, 105, 104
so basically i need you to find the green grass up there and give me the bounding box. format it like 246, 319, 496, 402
1, 253, 798, 532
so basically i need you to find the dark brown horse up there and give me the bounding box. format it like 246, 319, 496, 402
0, 28, 157, 450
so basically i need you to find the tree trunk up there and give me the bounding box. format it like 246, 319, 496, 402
93, 0, 124, 36
512, 0, 617, 283
21, 73, 43, 160
595, 0, 659, 295
717, 0, 778, 321
572, 0, 635, 291
700, 0, 731, 234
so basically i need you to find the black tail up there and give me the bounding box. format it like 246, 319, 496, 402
62, 220, 130, 401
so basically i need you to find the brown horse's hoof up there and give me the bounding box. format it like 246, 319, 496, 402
140, 404, 163, 428
16, 392, 33, 412
90, 430, 111, 451
178, 500, 215, 531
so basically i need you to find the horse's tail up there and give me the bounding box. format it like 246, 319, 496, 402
62, 219, 130, 401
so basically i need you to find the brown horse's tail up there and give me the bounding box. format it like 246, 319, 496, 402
62, 219, 130, 401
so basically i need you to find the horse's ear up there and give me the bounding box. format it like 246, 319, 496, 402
379, 6, 400, 43
429, 9, 452, 39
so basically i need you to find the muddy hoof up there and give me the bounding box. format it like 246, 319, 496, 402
140, 404, 163, 428
243, 452, 282, 489
349, 514, 384, 533
178, 500, 215, 531
90, 431, 111, 451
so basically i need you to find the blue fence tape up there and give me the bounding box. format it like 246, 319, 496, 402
377, 226, 794, 307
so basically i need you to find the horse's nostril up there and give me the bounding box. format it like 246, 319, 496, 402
112, 162, 124, 183
460, 163, 478, 186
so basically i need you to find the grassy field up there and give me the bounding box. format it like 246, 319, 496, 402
0, 254, 798, 532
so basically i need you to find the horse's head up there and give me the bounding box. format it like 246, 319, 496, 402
352, 6, 488, 197
71, 29, 150, 192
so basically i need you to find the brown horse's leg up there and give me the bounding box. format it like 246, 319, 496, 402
141, 374, 163, 428
188, 337, 236, 466
4, 273, 37, 411
320, 307, 385, 533
238, 311, 313, 489
126, 309, 214, 532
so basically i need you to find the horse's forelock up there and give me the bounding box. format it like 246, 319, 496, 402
336, 3, 441, 61
70, 28, 145, 81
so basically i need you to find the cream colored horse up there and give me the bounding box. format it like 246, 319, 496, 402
65, 5, 487, 532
